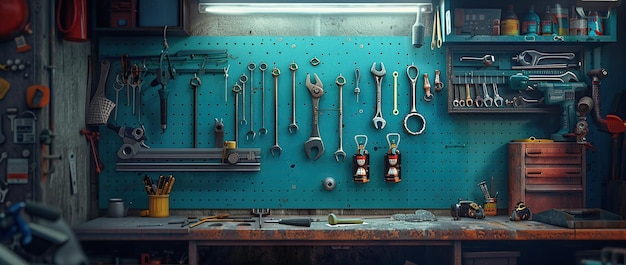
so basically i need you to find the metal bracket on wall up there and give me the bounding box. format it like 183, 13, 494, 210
115, 148, 261, 172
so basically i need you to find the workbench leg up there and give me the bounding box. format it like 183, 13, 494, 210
188, 241, 198, 265
453, 241, 461, 265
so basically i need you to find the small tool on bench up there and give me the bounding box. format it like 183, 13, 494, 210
328, 213, 364, 225
264, 218, 319, 227
189, 214, 230, 228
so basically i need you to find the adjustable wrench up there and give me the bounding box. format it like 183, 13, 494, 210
371, 62, 386, 130
334, 74, 347, 162
460, 55, 496, 67
270, 66, 282, 156
512, 50, 575, 66
259, 62, 268, 135
246, 62, 256, 140
288, 61, 299, 134
304, 73, 324, 160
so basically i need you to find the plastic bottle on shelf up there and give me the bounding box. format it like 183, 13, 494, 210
501, 4, 520, 36
569, 6, 588, 36
551, 3, 569, 35
540, 5, 556, 35
521, 5, 540, 35
588, 11, 604, 36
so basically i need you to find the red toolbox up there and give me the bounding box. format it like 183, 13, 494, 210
110, 0, 137, 28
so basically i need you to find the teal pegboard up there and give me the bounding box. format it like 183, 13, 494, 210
97, 36, 550, 210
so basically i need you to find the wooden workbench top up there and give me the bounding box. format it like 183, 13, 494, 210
73, 215, 626, 243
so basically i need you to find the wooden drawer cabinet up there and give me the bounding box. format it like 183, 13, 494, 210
508, 142, 586, 214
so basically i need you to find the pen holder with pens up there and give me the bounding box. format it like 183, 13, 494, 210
143, 174, 175, 218
148, 195, 169, 217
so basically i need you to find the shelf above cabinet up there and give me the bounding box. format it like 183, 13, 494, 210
92, 0, 190, 37
445, 34, 616, 43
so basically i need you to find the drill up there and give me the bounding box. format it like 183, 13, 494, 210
510, 73, 587, 141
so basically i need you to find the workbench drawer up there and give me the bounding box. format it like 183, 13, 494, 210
525, 167, 583, 185
463, 251, 520, 265
525, 147, 583, 165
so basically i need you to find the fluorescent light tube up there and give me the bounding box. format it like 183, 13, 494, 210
198, 3, 432, 14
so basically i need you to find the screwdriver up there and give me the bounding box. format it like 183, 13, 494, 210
264, 218, 313, 227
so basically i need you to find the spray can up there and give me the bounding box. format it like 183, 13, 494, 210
551, 3, 569, 35
521, 5, 540, 35
501, 4, 520, 36
540, 5, 556, 35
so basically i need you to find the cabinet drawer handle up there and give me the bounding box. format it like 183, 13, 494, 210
527, 171, 542, 175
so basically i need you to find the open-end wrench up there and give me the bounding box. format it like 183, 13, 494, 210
288, 61, 299, 134
371, 62, 386, 130
482, 82, 493, 107
304, 73, 324, 160
458, 76, 466, 107
270, 66, 282, 156
232, 82, 242, 142
392, 71, 399, 115
246, 62, 256, 140
224, 64, 230, 102
259, 62, 268, 135
239, 74, 248, 125
423, 73, 433, 101
404, 63, 426, 136
492, 82, 504, 107
512, 50, 575, 66
452, 83, 460, 107
464, 82, 473, 107
334, 74, 347, 162
474, 83, 484, 107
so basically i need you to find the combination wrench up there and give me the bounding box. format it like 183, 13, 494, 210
371, 62, 386, 130
423, 73, 433, 101
392, 71, 399, 115
354, 67, 361, 103
403, 63, 426, 135
239, 74, 248, 125
452, 76, 460, 107
492, 82, 504, 107
259, 62, 268, 135
304, 73, 324, 160
464, 73, 473, 107
288, 61, 299, 134
270, 66, 282, 156
334, 74, 347, 162
246, 62, 256, 140
482, 82, 494, 107
232, 82, 242, 142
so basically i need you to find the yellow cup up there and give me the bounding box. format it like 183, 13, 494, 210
148, 195, 169, 217
484, 198, 497, 216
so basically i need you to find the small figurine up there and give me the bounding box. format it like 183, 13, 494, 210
510, 201, 531, 221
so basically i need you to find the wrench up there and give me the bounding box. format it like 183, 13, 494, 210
423, 73, 433, 101
224, 64, 230, 102
354, 67, 361, 103
460, 55, 496, 67
528, 71, 579, 82
304, 73, 324, 160
512, 50, 575, 66
232, 82, 242, 142
474, 83, 484, 107
492, 83, 504, 107
190, 74, 202, 147
113, 74, 124, 120
259, 62, 268, 135
270, 66, 282, 156
464, 83, 473, 107
371, 62, 386, 130
434, 70, 444, 92
288, 61, 299, 134
458, 76, 466, 107
334, 74, 347, 162
482, 82, 493, 107
403, 63, 426, 136
452, 76, 460, 107
246, 62, 256, 140
392, 71, 399, 115
239, 74, 248, 125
